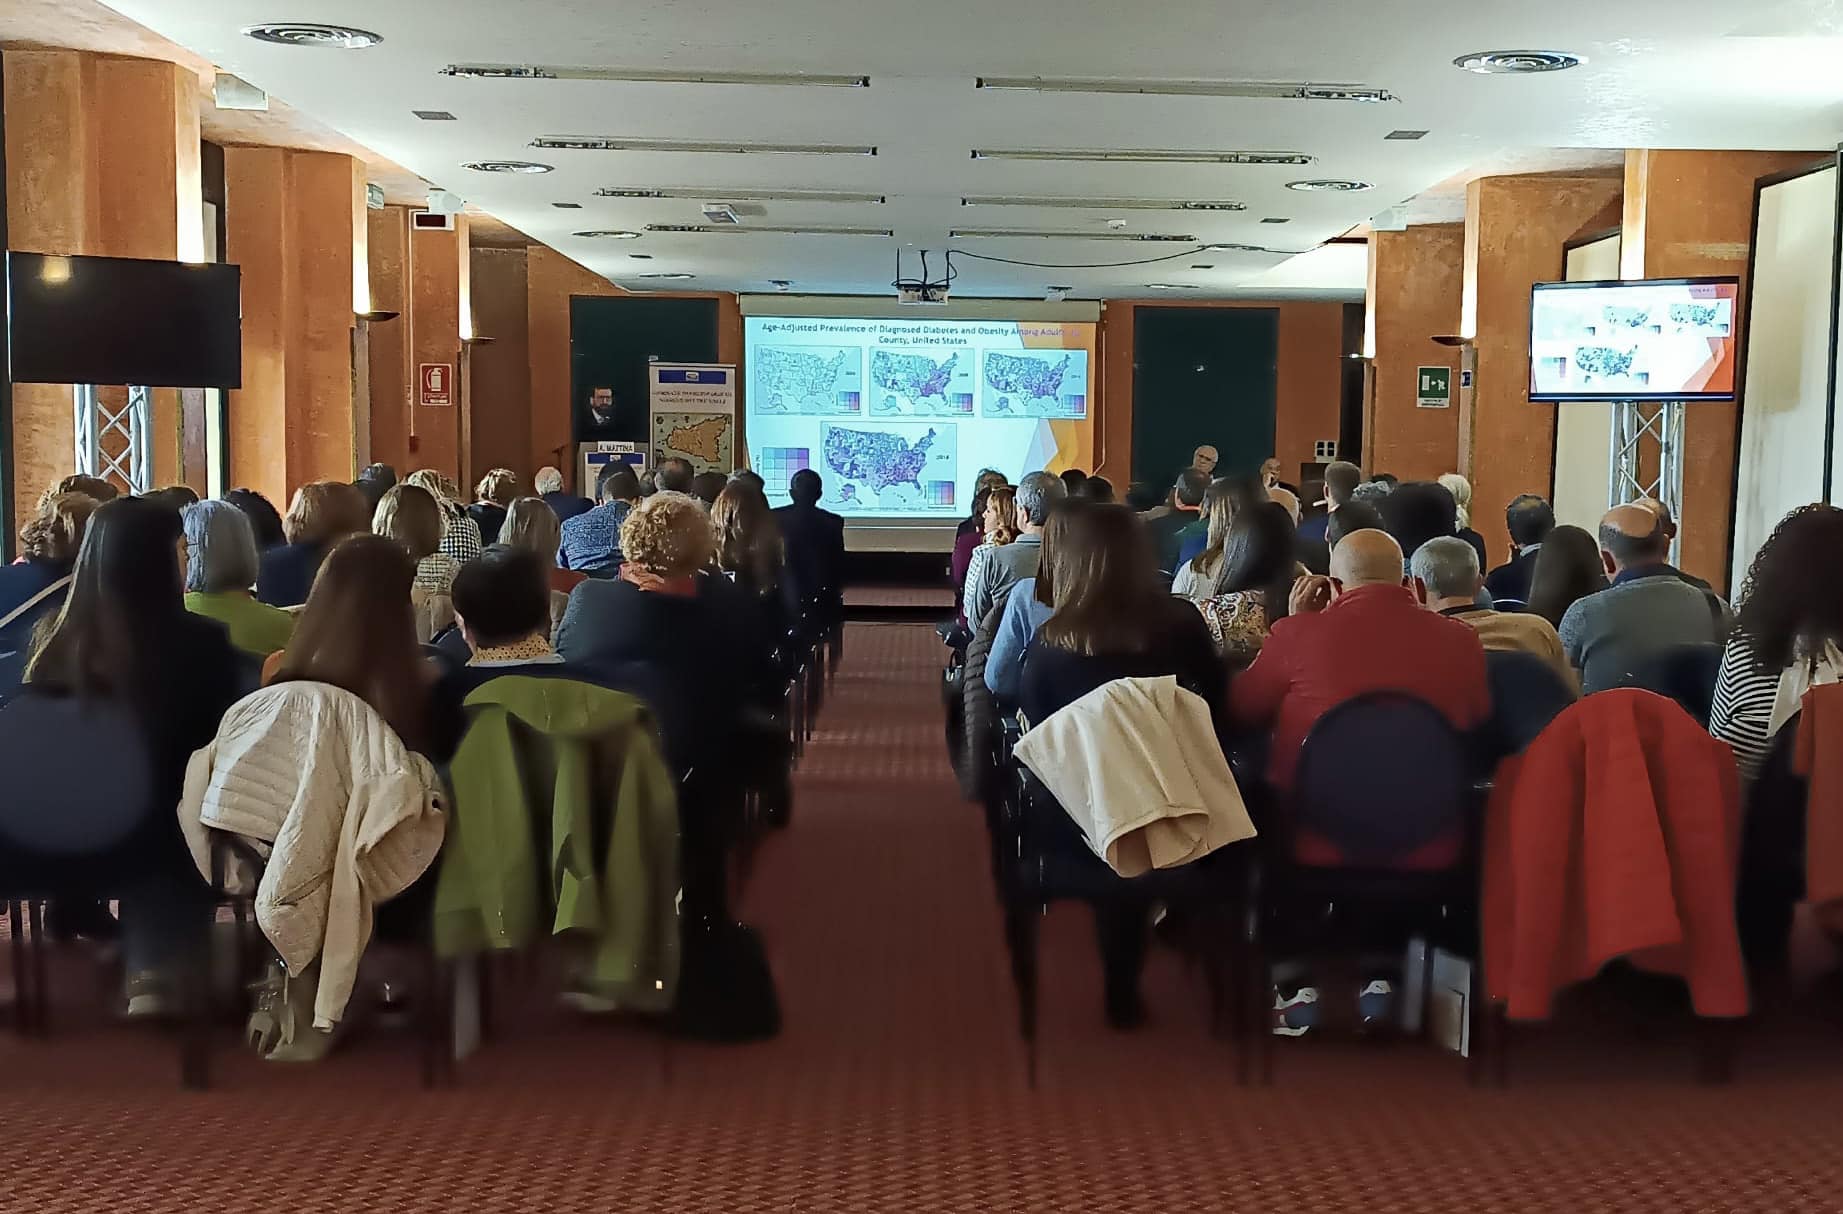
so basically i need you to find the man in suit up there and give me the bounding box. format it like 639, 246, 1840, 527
1296, 459, 1360, 573
1485, 494, 1554, 606
775, 468, 846, 634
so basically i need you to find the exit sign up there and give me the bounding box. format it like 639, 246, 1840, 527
1416, 365, 1452, 409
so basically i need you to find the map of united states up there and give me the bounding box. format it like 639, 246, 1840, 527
758, 348, 853, 411
871, 349, 958, 406
983, 352, 1071, 401
824, 426, 937, 493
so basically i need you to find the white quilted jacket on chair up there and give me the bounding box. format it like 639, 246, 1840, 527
178, 681, 446, 1029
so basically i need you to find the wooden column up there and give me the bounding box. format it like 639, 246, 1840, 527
409, 217, 467, 482
1365, 225, 1464, 481
366, 206, 413, 473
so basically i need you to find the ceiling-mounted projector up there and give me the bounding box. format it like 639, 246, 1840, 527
893, 248, 952, 304
701, 203, 741, 224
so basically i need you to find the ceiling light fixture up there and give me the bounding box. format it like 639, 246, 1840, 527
1384, 129, 1428, 140
1145, 283, 1201, 290
412, 110, 457, 121
551, 201, 583, 209
534, 137, 876, 156
462, 160, 554, 174
573, 229, 643, 239
1260, 216, 1291, 224
629, 254, 654, 259
595, 186, 886, 204
241, 23, 382, 48
1453, 50, 1584, 75
950, 229, 1197, 241
441, 64, 869, 87
975, 76, 1393, 103
960, 195, 1245, 211
971, 147, 1312, 166
1285, 179, 1373, 192
636, 272, 696, 280
644, 223, 893, 237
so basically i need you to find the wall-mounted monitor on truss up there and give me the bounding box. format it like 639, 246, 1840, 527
1529, 277, 1740, 402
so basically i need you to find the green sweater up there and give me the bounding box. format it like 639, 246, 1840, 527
434, 676, 680, 1012
185, 590, 296, 656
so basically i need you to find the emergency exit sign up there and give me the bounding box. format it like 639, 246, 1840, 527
1416, 365, 1452, 409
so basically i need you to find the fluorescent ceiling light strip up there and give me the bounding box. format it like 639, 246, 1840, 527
443, 64, 869, 87
960, 195, 1245, 211
975, 77, 1392, 103
596, 186, 886, 204
971, 148, 1313, 165
645, 223, 893, 237
534, 137, 876, 156
949, 229, 1197, 241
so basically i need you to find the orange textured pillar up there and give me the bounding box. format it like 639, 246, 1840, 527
1620, 149, 1827, 592
224, 147, 364, 505
1462, 175, 1624, 561
1365, 225, 1464, 481
366, 206, 413, 474
409, 217, 467, 483
2, 49, 201, 525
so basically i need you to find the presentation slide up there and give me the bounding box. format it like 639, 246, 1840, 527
744, 316, 1096, 518
1529, 279, 1739, 401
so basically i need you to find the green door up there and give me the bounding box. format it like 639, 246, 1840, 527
1131, 306, 1279, 489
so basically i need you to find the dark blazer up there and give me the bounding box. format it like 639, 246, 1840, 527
466, 503, 508, 547
256, 541, 326, 609
542, 491, 595, 523
774, 502, 846, 621
1485, 547, 1540, 606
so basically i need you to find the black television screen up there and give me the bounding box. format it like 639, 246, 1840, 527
6, 252, 241, 389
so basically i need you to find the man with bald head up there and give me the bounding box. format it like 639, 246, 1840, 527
1559, 504, 1731, 694
1231, 527, 1490, 795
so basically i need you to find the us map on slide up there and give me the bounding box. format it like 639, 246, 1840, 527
981, 350, 1087, 418
755, 347, 862, 414
869, 349, 973, 416
821, 423, 958, 511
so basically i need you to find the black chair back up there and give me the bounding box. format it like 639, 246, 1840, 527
1292, 692, 1469, 867
1624, 642, 1723, 725
1484, 650, 1576, 758
0, 692, 154, 856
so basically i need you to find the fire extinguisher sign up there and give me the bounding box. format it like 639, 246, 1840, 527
419, 363, 454, 407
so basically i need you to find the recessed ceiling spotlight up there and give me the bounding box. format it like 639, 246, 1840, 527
551, 201, 583, 209
1384, 129, 1428, 140
413, 110, 457, 121
242, 22, 382, 48
637, 272, 695, 280
574, 229, 643, 239
462, 160, 554, 174
770, 279, 794, 292
1285, 179, 1372, 192
1453, 50, 1584, 75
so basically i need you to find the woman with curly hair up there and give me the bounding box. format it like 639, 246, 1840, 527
1710, 503, 1843, 784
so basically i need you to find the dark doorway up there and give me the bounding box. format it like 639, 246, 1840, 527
569, 296, 719, 444
1131, 306, 1279, 489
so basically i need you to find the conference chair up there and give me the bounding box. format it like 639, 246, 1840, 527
1624, 642, 1724, 726
1483, 650, 1578, 758
1242, 693, 1486, 1086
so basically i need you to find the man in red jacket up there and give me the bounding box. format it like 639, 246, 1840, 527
1233, 528, 1490, 794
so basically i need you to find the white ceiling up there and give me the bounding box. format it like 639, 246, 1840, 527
87, 0, 1843, 298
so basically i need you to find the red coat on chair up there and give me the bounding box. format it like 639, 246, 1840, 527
1483, 689, 1747, 1021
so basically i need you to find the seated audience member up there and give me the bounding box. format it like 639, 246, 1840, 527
373, 484, 458, 643
1059, 468, 1089, 496
1411, 536, 1572, 688
1350, 479, 1392, 507
689, 470, 728, 510
1298, 460, 1361, 547
270, 534, 441, 756
1077, 475, 1115, 504
1559, 504, 1730, 694
776, 468, 847, 633
1438, 473, 1489, 571
654, 457, 696, 495
1710, 504, 1843, 784
354, 463, 398, 513
536, 464, 593, 522
985, 500, 1089, 705
143, 485, 200, 513
964, 471, 1063, 625
1125, 481, 1166, 515
1635, 497, 1716, 594
713, 479, 796, 669
500, 496, 581, 633
959, 469, 1010, 539
730, 468, 766, 489
1192, 501, 1298, 666
1173, 475, 1267, 595
1261, 457, 1300, 499
468, 468, 519, 545
1267, 486, 1301, 526
1145, 467, 1211, 575
1486, 494, 1555, 605
0, 491, 99, 697
25, 497, 244, 1013
639, 469, 659, 497
950, 484, 1000, 617
1018, 501, 1225, 1029
1231, 528, 1490, 795
1191, 445, 1220, 478
560, 464, 642, 577
224, 488, 285, 551
181, 500, 295, 658
1378, 480, 1460, 569
405, 470, 482, 564
257, 480, 368, 608
443, 545, 577, 694
1324, 500, 1384, 552
48, 474, 119, 503
1526, 523, 1608, 628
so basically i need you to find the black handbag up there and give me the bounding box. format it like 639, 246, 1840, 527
671, 915, 782, 1042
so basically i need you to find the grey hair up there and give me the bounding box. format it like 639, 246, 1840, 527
1350, 480, 1392, 506
1015, 470, 1067, 527
1410, 535, 1481, 600
534, 465, 565, 495
182, 499, 259, 594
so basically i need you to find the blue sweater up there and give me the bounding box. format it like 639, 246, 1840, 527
984, 577, 1055, 706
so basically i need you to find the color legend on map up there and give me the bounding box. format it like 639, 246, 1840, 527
758, 446, 811, 494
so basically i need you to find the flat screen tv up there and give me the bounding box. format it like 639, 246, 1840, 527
1529, 277, 1739, 402
6, 252, 241, 389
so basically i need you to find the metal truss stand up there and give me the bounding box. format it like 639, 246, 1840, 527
73, 384, 152, 495
1607, 399, 1683, 563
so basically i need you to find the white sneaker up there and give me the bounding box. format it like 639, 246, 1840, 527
1272, 986, 1320, 1037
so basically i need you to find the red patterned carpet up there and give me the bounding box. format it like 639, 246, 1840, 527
4, 622, 1843, 1211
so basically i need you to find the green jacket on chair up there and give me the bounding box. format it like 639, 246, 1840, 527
434, 675, 680, 1013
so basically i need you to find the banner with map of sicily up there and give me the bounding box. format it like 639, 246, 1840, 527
648, 363, 737, 473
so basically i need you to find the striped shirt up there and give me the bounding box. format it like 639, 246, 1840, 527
1709, 631, 1780, 784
